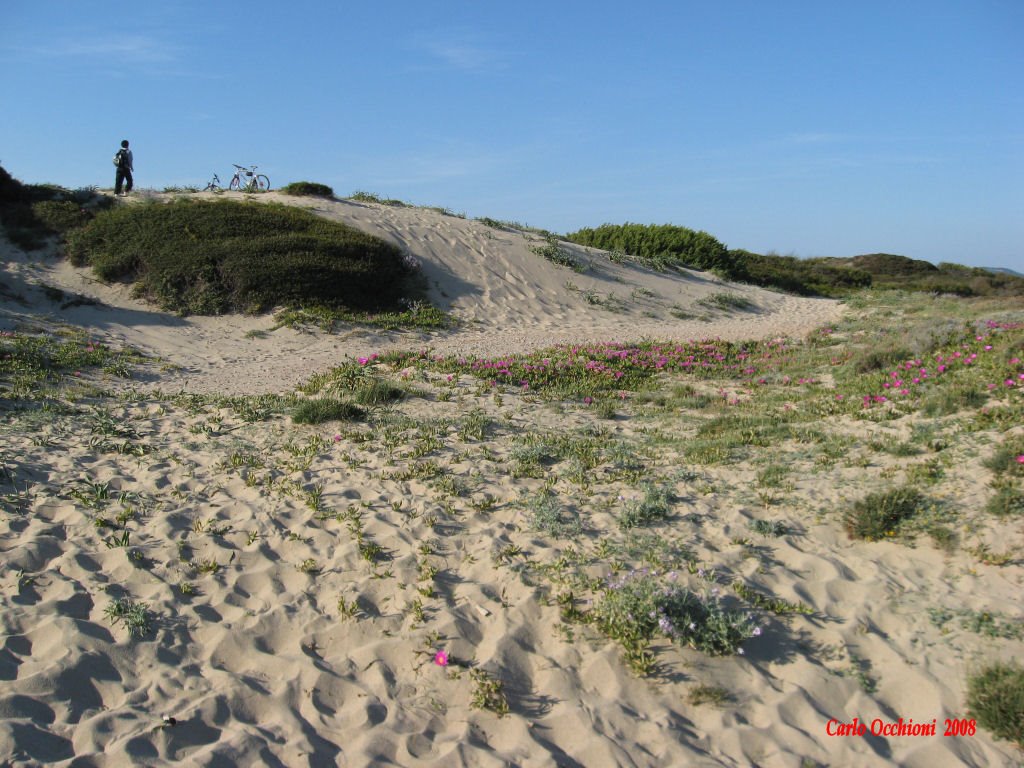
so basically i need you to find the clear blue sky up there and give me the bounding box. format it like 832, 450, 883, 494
3, 1, 1022, 271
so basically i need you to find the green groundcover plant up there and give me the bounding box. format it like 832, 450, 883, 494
590, 569, 759, 671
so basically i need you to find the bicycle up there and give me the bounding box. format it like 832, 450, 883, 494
203, 173, 222, 191
228, 164, 270, 192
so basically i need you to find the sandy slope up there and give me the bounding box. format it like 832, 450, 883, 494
1, 193, 1022, 767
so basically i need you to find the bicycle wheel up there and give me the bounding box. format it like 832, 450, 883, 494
228, 175, 242, 191
256, 175, 270, 192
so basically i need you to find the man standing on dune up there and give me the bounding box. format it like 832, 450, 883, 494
114, 139, 133, 196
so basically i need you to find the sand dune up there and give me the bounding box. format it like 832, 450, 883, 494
1, 190, 842, 395
1, 193, 1021, 767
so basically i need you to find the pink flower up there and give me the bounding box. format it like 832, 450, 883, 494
583, 396, 593, 405
1016, 455, 1024, 464
433, 650, 449, 667
333, 434, 342, 442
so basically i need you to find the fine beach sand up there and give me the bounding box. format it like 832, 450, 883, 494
1, 192, 1022, 767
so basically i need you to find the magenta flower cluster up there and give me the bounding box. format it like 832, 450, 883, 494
385, 339, 803, 396
859, 324, 1024, 408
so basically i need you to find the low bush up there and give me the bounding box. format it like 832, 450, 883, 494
279, 181, 335, 198
67, 199, 428, 316
0, 164, 110, 249
844, 486, 927, 541
590, 570, 758, 671
565, 222, 739, 279
740, 251, 872, 297
565, 219, 1023, 297
967, 661, 1024, 747
31, 200, 91, 233
291, 398, 364, 424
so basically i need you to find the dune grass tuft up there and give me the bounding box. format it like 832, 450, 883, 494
844, 486, 928, 541
292, 398, 365, 424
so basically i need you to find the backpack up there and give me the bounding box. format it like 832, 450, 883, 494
113, 149, 129, 168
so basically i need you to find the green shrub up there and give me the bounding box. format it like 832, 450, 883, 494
565, 223, 739, 279
279, 181, 335, 198
967, 662, 1024, 747
32, 200, 90, 233
565, 217, 1023, 296
0, 164, 29, 203
291, 398, 364, 424
591, 570, 758, 671
844, 486, 927, 541
67, 199, 426, 316
736, 251, 872, 297
0, 164, 110, 249
851, 253, 938, 277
